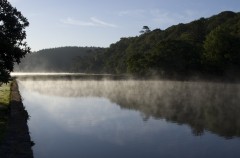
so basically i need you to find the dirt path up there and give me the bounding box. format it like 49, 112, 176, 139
0, 80, 33, 158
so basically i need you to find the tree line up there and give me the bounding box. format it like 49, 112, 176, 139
72, 11, 240, 79
16, 11, 240, 80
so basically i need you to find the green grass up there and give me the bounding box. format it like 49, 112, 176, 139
0, 83, 11, 107
0, 82, 11, 143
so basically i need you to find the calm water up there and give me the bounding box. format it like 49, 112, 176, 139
18, 79, 240, 158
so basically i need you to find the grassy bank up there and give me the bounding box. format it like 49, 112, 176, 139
0, 83, 11, 106
0, 82, 11, 143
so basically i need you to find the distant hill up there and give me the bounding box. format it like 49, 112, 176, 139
15, 47, 105, 72
15, 11, 240, 79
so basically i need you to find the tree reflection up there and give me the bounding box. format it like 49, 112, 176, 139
110, 81, 240, 139
18, 79, 240, 138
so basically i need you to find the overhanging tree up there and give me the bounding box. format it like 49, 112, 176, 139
0, 0, 30, 83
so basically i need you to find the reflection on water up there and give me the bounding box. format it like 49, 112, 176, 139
18, 79, 240, 158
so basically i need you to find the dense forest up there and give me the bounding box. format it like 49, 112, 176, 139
15, 11, 240, 79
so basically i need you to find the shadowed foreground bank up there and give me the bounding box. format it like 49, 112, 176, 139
0, 80, 33, 158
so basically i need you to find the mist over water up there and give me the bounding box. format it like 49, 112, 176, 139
18, 78, 240, 158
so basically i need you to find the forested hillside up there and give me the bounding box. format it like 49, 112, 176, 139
99, 11, 240, 77
15, 47, 105, 72
15, 11, 240, 78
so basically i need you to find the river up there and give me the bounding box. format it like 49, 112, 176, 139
17, 79, 240, 158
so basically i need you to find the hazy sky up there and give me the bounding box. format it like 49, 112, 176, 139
9, 0, 240, 51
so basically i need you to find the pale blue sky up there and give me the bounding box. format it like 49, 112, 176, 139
9, 0, 240, 51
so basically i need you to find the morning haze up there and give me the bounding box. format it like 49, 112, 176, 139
1, 0, 240, 158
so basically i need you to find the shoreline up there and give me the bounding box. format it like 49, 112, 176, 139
0, 80, 33, 157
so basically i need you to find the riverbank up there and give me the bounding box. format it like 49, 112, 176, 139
0, 83, 11, 146
0, 80, 33, 158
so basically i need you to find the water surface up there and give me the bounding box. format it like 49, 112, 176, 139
18, 79, 240, 158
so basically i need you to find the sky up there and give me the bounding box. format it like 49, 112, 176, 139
8, 0, 240, 51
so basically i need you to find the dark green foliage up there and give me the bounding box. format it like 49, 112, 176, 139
100, 11, 240, 78
103, 37, 133, 73
146, 40, 202, 75
203, 26, 240, 74
0, 0, 30, 83
205, 11, 238, 32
